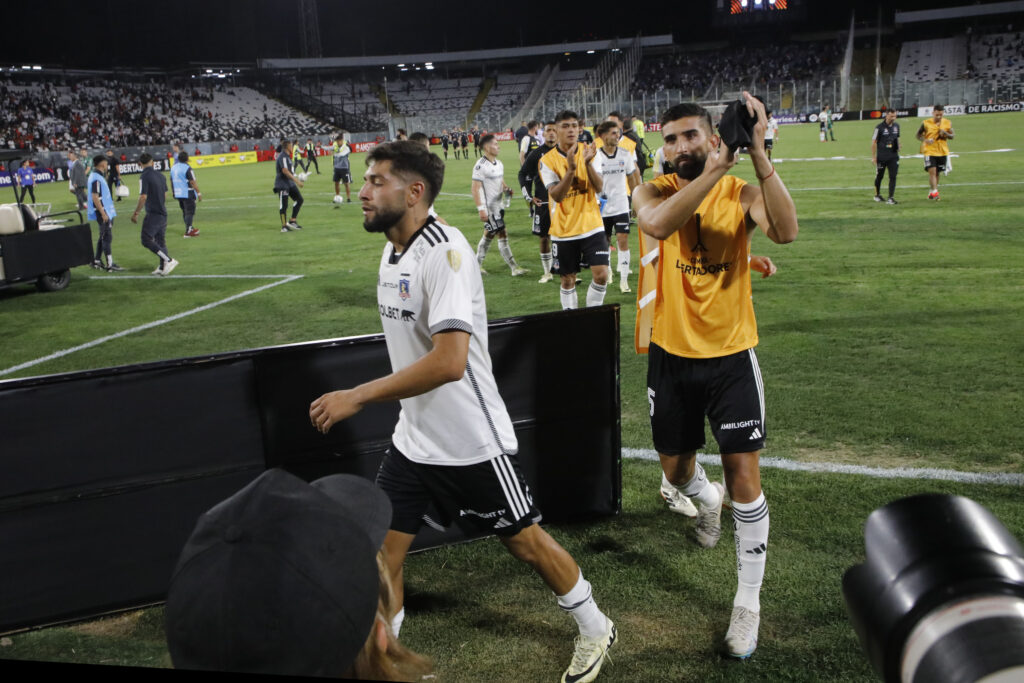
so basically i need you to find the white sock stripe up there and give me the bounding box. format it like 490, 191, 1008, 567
589, 282, 607, 292
491, 457, 526, 519
497, 455, 531, 518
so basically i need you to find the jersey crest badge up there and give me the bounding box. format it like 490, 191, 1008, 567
446, 249, 462, 272
399, 279, 411, 299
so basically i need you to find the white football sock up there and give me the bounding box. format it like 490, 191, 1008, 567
391, 606, 405, 637
540, 251, 552, 274
157, 250, 170, 263
586, 281, 607, 307
498, 238, 517, 268
618, 249, 631, 279
556, 570, 608, 639
681, 464, 720, 509
477, 235, 493, 264
560, 287, 578, 310
732, 493, 769, 613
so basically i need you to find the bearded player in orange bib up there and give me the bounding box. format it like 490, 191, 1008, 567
632, 92, 798, 659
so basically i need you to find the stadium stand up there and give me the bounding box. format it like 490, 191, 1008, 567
0, 78, 330, 152
895, 36, 968, 83
632, 42, 843, 100
967, 31, 1024, 79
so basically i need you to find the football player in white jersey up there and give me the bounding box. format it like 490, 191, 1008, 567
309, 141, 615, 683
472, 134, 527, 276
592, 121, 641, 293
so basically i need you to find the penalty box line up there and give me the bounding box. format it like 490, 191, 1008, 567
0, 274, 303, 378
622, 448, 1023, 486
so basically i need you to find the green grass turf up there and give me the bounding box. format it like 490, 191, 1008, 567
1, 113, 1022, 677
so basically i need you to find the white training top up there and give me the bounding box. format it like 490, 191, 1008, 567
765, 117, 779, 141
591, 146, 636, 217
653, 146, 667, 175
472, 157, 505, 214
377, 217, 518, 465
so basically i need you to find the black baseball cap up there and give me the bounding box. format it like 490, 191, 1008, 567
165, 468, 392, 676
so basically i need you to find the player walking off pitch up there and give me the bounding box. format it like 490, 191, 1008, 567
310, 141, 616, 683
633, 93, 799, 659
917, 104, 955, 201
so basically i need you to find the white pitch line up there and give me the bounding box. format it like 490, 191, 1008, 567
789, 180, 1024, 192
89, 274, 303, 280
0, 274, 303, 378
622, 448, 1023, 486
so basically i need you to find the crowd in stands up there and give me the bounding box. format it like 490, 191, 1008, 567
0, 78, 330, 152
632, 42, 843, 97
966, 31, 1023, 79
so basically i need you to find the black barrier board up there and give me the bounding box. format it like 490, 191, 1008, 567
0, 306, 620, 632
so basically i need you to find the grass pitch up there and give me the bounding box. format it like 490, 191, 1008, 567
1, 113, 1022, 679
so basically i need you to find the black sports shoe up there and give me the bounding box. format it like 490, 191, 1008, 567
886, 197, 898, 205
873, 195, 883, 202
289, 221, 303, 230
106, 263, 125, 272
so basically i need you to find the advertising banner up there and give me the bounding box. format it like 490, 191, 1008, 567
115, 160, 169, 176
189, 151, 258, 169
966, 102, 1024, 114
0, 169, 56, 187
917, 104, 966, 117
351, 141, 380, 153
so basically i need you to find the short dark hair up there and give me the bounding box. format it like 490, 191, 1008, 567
409, 132, 429, 144
554, 110, 579, 124
933, 104, 944, 111
595, 121, 618, 137
178, 151, 189, 162
544, 121, 556, 127
527, 120, 540, 130
607, 110, 624, 122
92, 154, 107, 167
366, 140, 445, 206
139, 152, 153, 164
660, 103, 713, 134
479, 133, 495, 147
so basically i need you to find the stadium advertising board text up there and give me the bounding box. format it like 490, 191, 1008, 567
116, 160, 169, 176
0, 169, 55, 186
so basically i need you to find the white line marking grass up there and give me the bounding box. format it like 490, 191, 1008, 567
0, 274, 303, 377
622, 448, 1023, 486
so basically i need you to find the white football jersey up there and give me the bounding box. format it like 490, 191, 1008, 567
377, 217, 518, 465
653, 146, 667, 175
591, 147, 636, 217
472, 157, 505, 214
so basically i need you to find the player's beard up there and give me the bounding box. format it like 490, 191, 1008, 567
674, 150, 707, 181
363, 204, 405, 233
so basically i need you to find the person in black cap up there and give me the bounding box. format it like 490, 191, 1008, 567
165, 468, 431, 680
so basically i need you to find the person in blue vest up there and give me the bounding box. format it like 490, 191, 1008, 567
88, 155, 123, 272
16, 160, 36, 204
171, 152, 202, 238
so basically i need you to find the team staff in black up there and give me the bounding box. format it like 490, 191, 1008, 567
518, 121, 558, 283
304, 138, 320, 175
275, 139, 305, 232
871, 110, 900, 205
130, 152, 179, 276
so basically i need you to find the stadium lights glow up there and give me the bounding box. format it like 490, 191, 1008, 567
586, 50, 595, 54
397, 63, 405, 67
741, 0, 747, 5
21, 66, 31, 70
564, 52, 570, 55
206, 69, 212, 73
32, 66, 41, 70
425, 65, 434, 70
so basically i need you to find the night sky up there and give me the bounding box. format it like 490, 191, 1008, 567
4, 0, 979, 69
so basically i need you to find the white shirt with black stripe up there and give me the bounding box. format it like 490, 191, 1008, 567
378, 217, 518, 465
